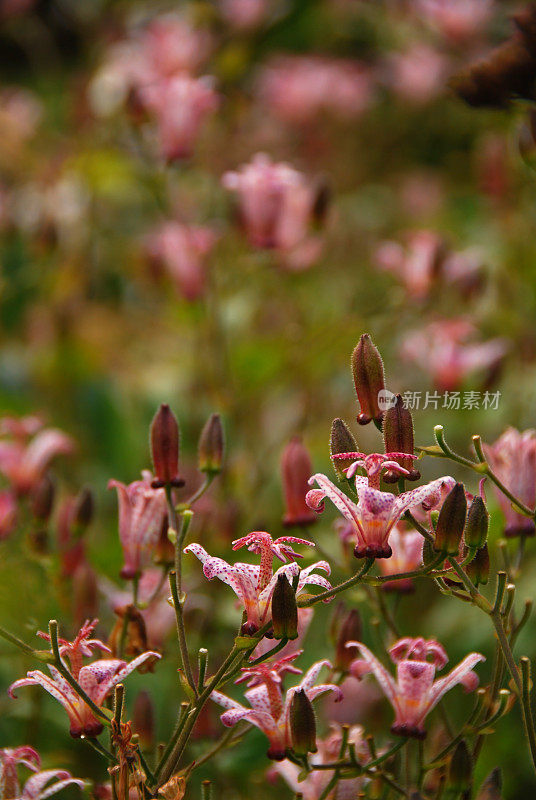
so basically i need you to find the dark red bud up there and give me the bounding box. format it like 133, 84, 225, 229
334, 609, 362, 672
72, 487, 94, 531
351, 334, 386, 426
434, 483, 467, 556
31, 474, 55, 521
271, 573, 298, 640
198, 413, 225, 474
290, 689, 317, 756
466, 543, 490, 586
382, 395, 420, 483
330, 418, 358, 480
464, 496, 489, 550
133, 690, 155, 751
281, 437, 317, 528
150, 404, 184, 488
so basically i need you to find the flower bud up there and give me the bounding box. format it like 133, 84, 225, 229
311, 176, 331, 228
150, 404, 184, 488
351, 334, 386, 426
433, 483, 467, 555
271, 573, 298, 640
72, 487, 94, 532
133, 690, 155, 751
330, 418, 358, 480
448, 740, 473, 793
281, 437, 317, 527
31, 474, 55, 521
382, 395, 421, 483
476, 768, 502, 800
466, 543, 490, 586
290, 689, 317, 755
198, 413, 225, 475
464, 496, 489, 549
334, 609, 362, 672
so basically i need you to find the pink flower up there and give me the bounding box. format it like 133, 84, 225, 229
333, 451, 419, 490
0, 490, 17, 540
400, 319, 508, 391
0, 746, 40, 799
378, 526, 424, 593
349, 637, 484, 738
0, 427, 74, 495
273, 723, 367, 799
385, 45, 449, 103
211, 659, 342, 759
306, 472, 453, 559
138, 15, 212, 78
140, 74, 219, 162
0, 747, 83, 800
108, 471, 167, 579
483, 428, 536, 537
220, 0, 268, 30
9, 621, 160, 738
222, 153, 323, 269
184, 531, 333, 635
414, 0, 493, 43
257, 56, 372, 125
144, 222, 218, 301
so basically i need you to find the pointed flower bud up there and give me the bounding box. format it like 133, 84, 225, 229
73, 487, 94, 532
433, 482, 467, 555
281, 437, 317, 527
198, 413, 225, 475
31, 474, 55, 521
290, 688, 317, 755
382, 395, 421, 483
334, 609, 362, 672
330, 418, 358, 480
133, 690, 155, 751
448, 740, 473, 793
352, 334, 386, 426
271, 573, 298, 640
476, 768, 502, 800
150, 404, 184, 488
464, 496, 489, 550
466, 543, 490, 586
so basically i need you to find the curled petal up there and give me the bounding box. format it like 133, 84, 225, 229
428, 653, 485, 711
23, 771, 84, 800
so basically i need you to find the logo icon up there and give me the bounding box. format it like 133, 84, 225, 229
377, 389, 397, 412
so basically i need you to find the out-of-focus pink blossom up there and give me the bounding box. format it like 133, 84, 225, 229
273, 723, 367, 797
140, 74, 219, 162
0, 426, 74, 495
222, 153, 323, 269
401, 319, 508, 391
378, 525, 424, 593
414, 0, 493, 43
385, 45, 449, 103
375, 231, 485, 299
220, 0, 269, 30
0, 89, 42, 142
257, 56, 373, 124
0, 490, 16, 540
211, 659, 341, 760
144, 222, 218, 301
108, 471, 167, 580
349, 637, 484, 738
483, 428, 536, 537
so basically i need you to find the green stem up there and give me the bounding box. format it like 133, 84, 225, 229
297, 559, 374, 607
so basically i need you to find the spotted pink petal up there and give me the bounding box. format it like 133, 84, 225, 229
427, 653, 485, 711
352, 642, 398, 709
23, 770, 84, 800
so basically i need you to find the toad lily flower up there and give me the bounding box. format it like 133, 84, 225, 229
9, 620, 160, 737
483, 428, 536, 537
108, 470, 168, 579
211, 659, 342, 760
0, 747, 40, 799
348, 637, 484, 739
184, 532, 333, 635
0, 427, 74, 495
7, 769, 84, 800
333, 451, 420, 489
306, 472, 454, 559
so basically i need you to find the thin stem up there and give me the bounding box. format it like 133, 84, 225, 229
0, 624, 51, 660
297, 559, 374, 607
84, 737, 116, 762
187, 475, 214, 507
